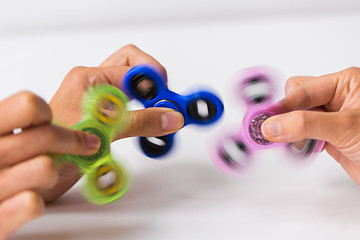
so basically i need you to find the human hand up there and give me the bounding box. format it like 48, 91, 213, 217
0, 92, 100, 239
42, 44, 184, 202
261, 67, 360, 185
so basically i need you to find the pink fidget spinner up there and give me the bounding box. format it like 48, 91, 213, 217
211, 66, 325, 176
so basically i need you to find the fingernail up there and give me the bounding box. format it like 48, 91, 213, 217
86, 134, 101, 151
262, 119, 282, 137
161, 111, 183, 131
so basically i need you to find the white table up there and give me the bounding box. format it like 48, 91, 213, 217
2, 4, 360, 239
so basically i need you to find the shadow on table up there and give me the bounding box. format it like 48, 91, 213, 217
46, 159, 233, 214
11, 156, 360, 240
11, 159, 235, 240
10, 222, 151, 240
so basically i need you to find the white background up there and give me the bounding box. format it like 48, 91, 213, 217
1, 0, 360, 239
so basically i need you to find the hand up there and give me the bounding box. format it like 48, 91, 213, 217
42, 44, 184, 202
261, 67, 360, 185
0, 91, 100, 239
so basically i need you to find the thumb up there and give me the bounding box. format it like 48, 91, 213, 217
116, 107, 184, 139
261, 110, 354, 145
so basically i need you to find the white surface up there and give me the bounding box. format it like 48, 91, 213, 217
2, 0, 360, 35
1, 2, 360, 240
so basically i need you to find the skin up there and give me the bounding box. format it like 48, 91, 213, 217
261, 67, 360, 185
0, 45, 184, 239
0, 91, 101, 239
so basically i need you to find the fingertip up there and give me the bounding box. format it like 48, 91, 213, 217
85, 133, 101, 154
262, 110, 335, 144
161, 110, 184, 131
0, 191, 45, 238
261, 112, 304, 143
73, 130, 101, 155
20, 191, 45, 220
261, 116, 282, 141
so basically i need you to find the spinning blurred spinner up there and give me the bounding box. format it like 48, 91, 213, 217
122, 64, 224, 158
58, 85, 130, 205
211, 67, 325, 176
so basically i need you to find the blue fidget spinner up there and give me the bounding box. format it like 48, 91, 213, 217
122, 64, 224, 158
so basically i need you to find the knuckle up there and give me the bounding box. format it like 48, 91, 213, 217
286, 76, 304, 88
285, 77, 303, 94
122, 44, 138, 52
66, 66, 88, 80
344, 66, 360, 75
17, 90, 37, 101
296, 110, 310, 133
35, 156, 59, 188
340, 67, 360, 82
298, 87, 312, 109
67, 66, 108, 86
86, 68, 109, 86
286, 77, 300, 86
131, 110, 153, 134
337, 67, 360, 90
17, 91, 52, 122
21, 191, 45, 219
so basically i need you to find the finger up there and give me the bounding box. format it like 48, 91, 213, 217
0, 155, 59, 201
37, 162, 81, 203
0, 191, 44, 239
280, 67, 360, 112
285, 76, 315, 95
261, 110, 355, 145
279, 73, 338, 112
61, 66, 134, 93
99, 44, 167, 84
115, 107, 184, 139
0, 91, 52, 136
71, 66, 132, 89
0, 124, 100, 167
99, 44, 166, 72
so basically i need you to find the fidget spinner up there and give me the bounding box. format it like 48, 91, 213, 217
122, 64, 224, 158
60, 85, 130, 205
211, 67, 325, 176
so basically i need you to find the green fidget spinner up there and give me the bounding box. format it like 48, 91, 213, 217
61, 84, 130, 205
